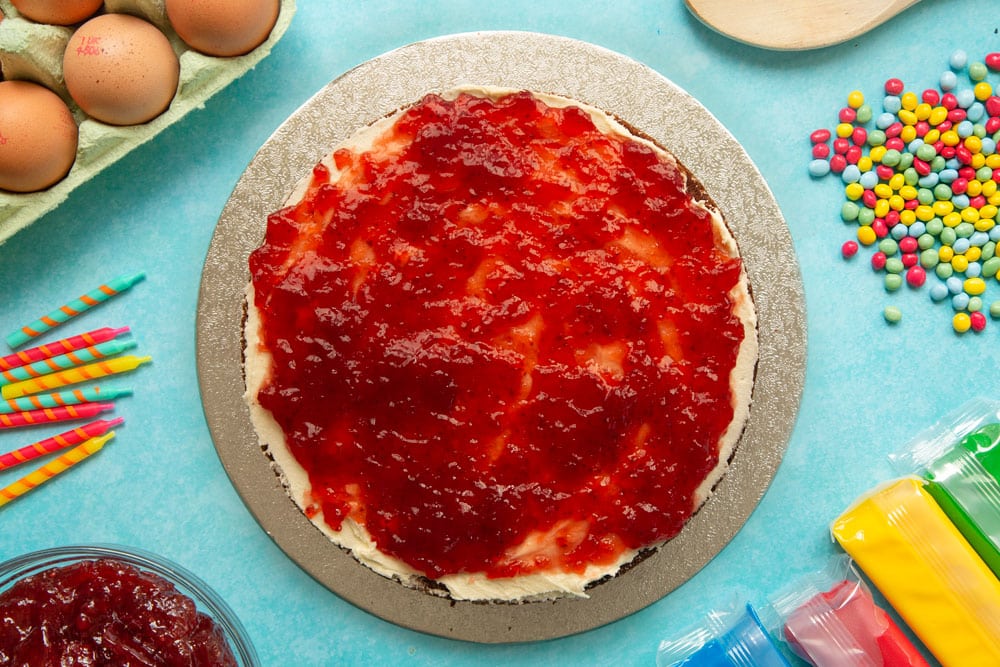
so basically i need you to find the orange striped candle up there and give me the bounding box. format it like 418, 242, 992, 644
5, 273, 145, 349
1, 356, 152, 399
0, 432, 114, 507
0, 403, 114, 429
0, 327, 129, 371
0, 418, 122, 470
0, 386, 132, 414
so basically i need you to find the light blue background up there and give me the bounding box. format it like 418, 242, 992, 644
1, 1, 998, 664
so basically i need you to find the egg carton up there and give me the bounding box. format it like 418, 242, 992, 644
0, 0, 296, 245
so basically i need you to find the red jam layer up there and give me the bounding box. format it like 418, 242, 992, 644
0, 559, 237, 666
249, 91, 748, 580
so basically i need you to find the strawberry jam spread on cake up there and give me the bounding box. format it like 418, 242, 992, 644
245, 87, 757, 601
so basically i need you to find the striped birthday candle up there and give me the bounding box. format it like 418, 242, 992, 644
5, 272, 145, 348
0, 386, 132, 414
0, 326, 130, 371
1, 355, 152, 399
0, 432, 114, 507
0, 339, 137, 385
0, 418, 123, 470
0, 403, 114, 429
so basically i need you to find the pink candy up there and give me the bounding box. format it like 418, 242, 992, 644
906, 266, 926, 287
986, 52, 1000, 71
842, 241, 859, 258
871, 252, 887, 271
971, 311, 987, 332
810, 128, 831, 143
885, 78, 904, 95
899, 237, 918, 254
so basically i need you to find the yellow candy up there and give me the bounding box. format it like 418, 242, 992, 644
914, 102, 932, 121
899, 185, 918, 201
899, 209, 916, 226
915, 205, 935, 222
971, 153, 986, 170
874, 199, 890, 218
975, 81, 993, 101
967, 180, 983, 197
929, 106, 948, 125
857, 225, 877, 246
923, 128, 941, 144
845, 183, 864, 200
888, 173, 905, 191
898, 109, 918, 126
975, 218, 996, 232
983, 180, 998, 197
847, 90, 864, 109
900, 91, 918, 110
967, 246, 983, 262
870, 145, 887, 163
889, 194, 905, 211
942, 130, 961, 147
954, 312, 972, 333
939, 246, 955, 262
952, 255, 970, 273
981, 204, 998, 220
932, 200, 954, 217
943, 211, 962, 227
987, 154, 1000, 169
874, 183, 893, 199
962, 206, 981, 223
857, 156, 873, 173
831, 478, 1000, 663
991, 192, 1000, 207
965, 277, 987, 295
900, 125, 917, 143
836, 122, 854, 138
965, 136, 983, 154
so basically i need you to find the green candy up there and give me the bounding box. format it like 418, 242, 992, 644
885, 273, 903, 291
898, 153, 915, 171
983, 241, 997, 261
990, 301, 1000, 319
879, 238, 899, 256
841, 201, 860, 221
856, 104, 873, 124
978, 166, 994, 182
882, 149, 902, 167
936, 263, 955, 279
883, 305, 903, 323
941, 227, 958, 246
969, 296, 984, 312
934, 183, 953, 200
920, 248, 940, 268
983, 256, 1000, 278
926, 218, 944, 235
858, 208, 876, 225
974, 124, 987, 139
917, 144, 937, 161
868, 129, 886, 147
917, 188, 935, 205
885, 257, 904, 274
903, 167, 919, 186
918, 233, 936, 250
970, 62, 988, 81
956, 222, 975, 238
930, 155, 947, 173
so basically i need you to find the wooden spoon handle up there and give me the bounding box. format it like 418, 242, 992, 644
685, 0, 923, 51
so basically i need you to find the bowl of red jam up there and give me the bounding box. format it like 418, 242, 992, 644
0, 544, 258, 666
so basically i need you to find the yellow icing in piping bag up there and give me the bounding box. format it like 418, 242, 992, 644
831, 477, 1000, 666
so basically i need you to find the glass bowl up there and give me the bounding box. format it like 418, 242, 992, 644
0, 544, 259, 666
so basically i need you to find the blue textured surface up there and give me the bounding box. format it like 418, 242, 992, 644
2, 2, 999, 665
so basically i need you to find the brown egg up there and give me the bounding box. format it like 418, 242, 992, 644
63, 13, 180, 126
0, 80, 79, 193
165, 0, 280, 57
10, 0, 103, 26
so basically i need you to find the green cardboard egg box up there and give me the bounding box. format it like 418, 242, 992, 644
0, 0, 296, 244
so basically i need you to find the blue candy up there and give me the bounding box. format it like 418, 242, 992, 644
930, 283, 950, 301
950, 50, 968, 70
956, 89, 975, 108
953, 237, 971, 254
957, 120, 975, 138
841, 165, 861, 184
967, 102, 985, 122
970, 231, 990, 247
967, 262, 983, 278
808, 159, 830, 178
947, 276, 964, 294
909, 221, 927, 237
940, 71, 958, 91
939, 168, 959, 184
884, 95, 902, 114
953, 292, 971, 311
876, 112, 896, 130
859, 171, 879, 189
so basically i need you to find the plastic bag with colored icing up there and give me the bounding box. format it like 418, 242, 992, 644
831, 477, 1000, 666
889, 397, 1000, 578
655, 602, 791, 667
761, 555, 928, 667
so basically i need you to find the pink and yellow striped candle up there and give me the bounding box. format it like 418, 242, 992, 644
0, 403, 114, 429
0, 418, 123, 470
0, 327, 129, 371
0, 432, 114, 507
1, 355, 151, 399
